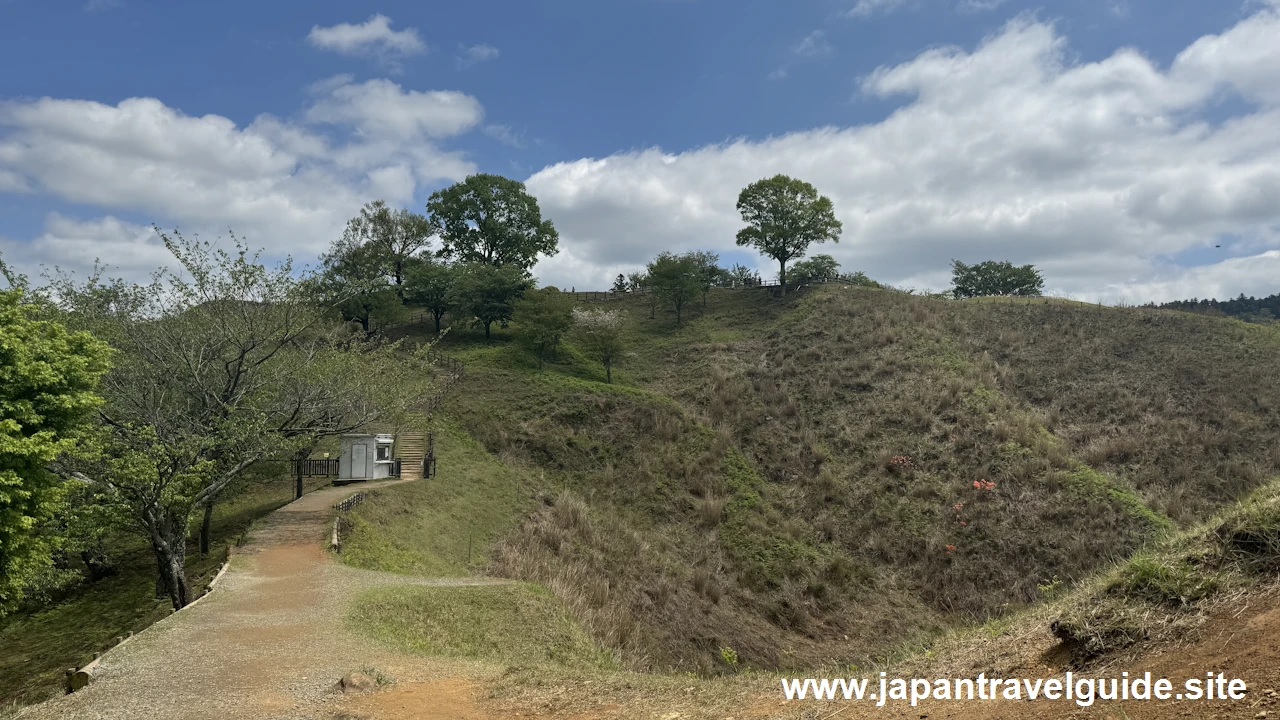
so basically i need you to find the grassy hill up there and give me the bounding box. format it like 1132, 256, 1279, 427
340, 284, 1280, 675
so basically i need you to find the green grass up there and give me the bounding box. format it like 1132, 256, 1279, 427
0, 474, 316, 707
349, 583, 616, 669
338, 422, 531, 577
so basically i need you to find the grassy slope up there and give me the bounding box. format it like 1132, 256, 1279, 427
0, 474, 322, 707
339, 285, 1280, 676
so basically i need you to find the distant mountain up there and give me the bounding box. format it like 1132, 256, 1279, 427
1152, 292, 1280, 324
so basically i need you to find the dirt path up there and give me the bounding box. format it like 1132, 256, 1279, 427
16, 480, 501, 720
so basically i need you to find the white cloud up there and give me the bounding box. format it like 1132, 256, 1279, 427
484, 124, 526, 148
524, 6, 1280, 302
850, 0, 1011, 17
0, 214, 175, 283
307, 14, 425, 69
0, 78, 483, 277
848, 0, 909, 17
456, 43, 500, 69
794, 31, 833, 58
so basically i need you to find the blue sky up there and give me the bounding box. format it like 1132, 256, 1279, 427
2, 0, 1279, 301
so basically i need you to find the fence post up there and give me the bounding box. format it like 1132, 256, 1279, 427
294, 461, 303, 500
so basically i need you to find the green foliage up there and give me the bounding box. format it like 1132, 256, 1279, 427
790, 254, 841, 284
340, 200, 434, 288
0, 290, 110, 615
645, 252, 700, 325
449, 262, 532, 340
310, 232, 405, 333
735, 174, 842, 293
427, 173, 560, 271
610, 274, 628, 294
950, 259, 1044, 298
686, 250, 729, 306
46, 231, 439, 609
514, 288, 575, 369
402, 258, 456, 333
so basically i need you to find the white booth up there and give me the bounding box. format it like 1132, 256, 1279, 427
338, 433, 396, 481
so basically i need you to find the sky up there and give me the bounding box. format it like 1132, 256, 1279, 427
1, 0, 1279, 303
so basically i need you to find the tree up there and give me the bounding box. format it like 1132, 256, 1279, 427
48, 232, 438, 610
611, 274, 628, 294
449, 263, 531, 340
790, 254, 841, 284
950, 260, 1045, 298
735, 175, 843, 296
311, 235, 404, 334
514, 288, 574, 369
403, 258, 456, 334
427, 174, 560, 271
628, 271, 659, 319
687, 251, 729, 307
727, 264, 761, 287
0, 289, 110, 615
573, 307, 625, 383
646, 252, 701, 326
340, 200, 434, 291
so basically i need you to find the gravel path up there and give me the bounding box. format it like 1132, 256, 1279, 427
17, 480, 505, 720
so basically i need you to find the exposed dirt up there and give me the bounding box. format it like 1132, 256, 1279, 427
15, 479, 502, 720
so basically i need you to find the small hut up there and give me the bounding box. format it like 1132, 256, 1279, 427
338, 433, 396, 482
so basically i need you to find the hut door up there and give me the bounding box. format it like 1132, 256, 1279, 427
352, 443, 367, 478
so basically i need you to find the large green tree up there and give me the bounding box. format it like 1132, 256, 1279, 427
0, 288, 110, 615
646, 252, 701, 326
950, 260, 1045, 298
735, 175, 843, 296
449, 263, 531, 340
427, 174, 559, 271
513, 288, 574, 369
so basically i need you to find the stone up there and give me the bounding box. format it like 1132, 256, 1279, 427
336, 672, 378, 694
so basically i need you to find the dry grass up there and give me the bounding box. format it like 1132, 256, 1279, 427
394, 284, 1280, 676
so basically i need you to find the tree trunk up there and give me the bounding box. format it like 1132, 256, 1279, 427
359, 314, 371, 334
433, 311, 442, 333
199, 501, 214, 556
779, 260, 787, 297
484, 320, 492, 340
150, 522, 190, 611
605, 361, 612, 384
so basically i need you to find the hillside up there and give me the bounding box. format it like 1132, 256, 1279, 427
338, 284, 1280, 677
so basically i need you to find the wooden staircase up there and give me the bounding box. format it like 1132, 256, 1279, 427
394, 432, 429, 481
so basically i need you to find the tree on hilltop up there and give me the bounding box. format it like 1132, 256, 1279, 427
427, 174, 559, 272
735, 175, 843, 296
647, 252, 700, 326
950, 260, 1044, 298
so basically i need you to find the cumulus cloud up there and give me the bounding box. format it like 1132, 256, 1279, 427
307, 14, 425, 70
456, 43, 500, 69
0, 78, 483, 279
525, 6, 1280, 301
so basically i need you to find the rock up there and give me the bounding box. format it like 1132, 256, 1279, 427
333, 712, 370, 720
336, 672, 378, 694
1256, 712, 1268, 719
